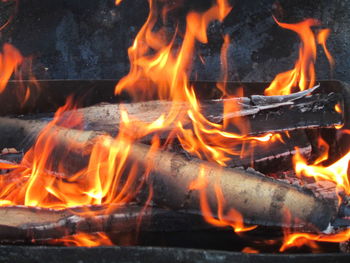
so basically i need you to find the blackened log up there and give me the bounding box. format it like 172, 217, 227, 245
226, 130, 311, 172
206, 92, 343, 135
0, 205, 211, 243
73, 91, 344, 136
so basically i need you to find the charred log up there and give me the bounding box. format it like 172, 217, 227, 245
13, 89, 344, 142
0, 205, 211, 243
0, 115, 312, 172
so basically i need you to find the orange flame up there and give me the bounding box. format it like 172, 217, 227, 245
0, 0, 345, 251
54, 232, 113, 247
281, 142, 350, 251
265, 18, 319, 95
294, 148, 350, 197
0, 43, 23, 93
189, 166, 257, 233
280, 229, 350, 252
0, 0, 18, 32
335, 103, 342, 114
0, 43, 40, 105
242, 247, 259, 253
317, 29, 335, 70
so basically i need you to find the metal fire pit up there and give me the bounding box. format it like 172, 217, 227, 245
0, 80, 350, 262
0, 246, 349, 263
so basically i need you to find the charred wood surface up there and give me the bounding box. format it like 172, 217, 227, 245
226, 130, 311, 172
14, 90, 344, 140
0, 205, 212, 242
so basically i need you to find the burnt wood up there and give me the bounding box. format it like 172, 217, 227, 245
0, 205, 213, 243
0, 122, 337, 230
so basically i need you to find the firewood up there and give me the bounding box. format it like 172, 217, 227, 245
15, 88, 343, 141
225, 130, 311, 172
0, 120, 337, 231
0, 115, 312, 172
0, 205, 211, 242
124, 141, 336, 231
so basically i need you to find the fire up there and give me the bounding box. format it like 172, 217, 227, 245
242, 247, 259, 253
0, 43, 23, 93
317, 29, 335, 70
280, 139, 350, 251
264, 18, 334, 96
0, 43, 40, 105
280, 229, 350, 252
335, 103, 342, 114
0, 100, 158, 208
189, 166, 257, 233
0, 0, 348, 251
294, 148, 350, 197
53, 232, 113, 247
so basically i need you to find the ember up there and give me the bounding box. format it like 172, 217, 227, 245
0, 0, 349, 258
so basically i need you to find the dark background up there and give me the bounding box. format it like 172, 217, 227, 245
0, 0, 349, 82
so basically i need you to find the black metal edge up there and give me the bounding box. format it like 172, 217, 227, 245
0, 245, 348, 263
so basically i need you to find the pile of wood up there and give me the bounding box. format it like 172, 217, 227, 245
0, 85, 349, 244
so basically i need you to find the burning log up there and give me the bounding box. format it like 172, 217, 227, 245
225, 130, 311, 172
0, 205, 211, 242
17, 88, 343, 140
126, 142, 336, 231
0, 118, 337, 231
0, 114, 312, 171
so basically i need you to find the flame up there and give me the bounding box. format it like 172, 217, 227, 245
317, 29, 335, 70
294, 148, 350, 197
282, 142, 350, 251
189, 166, 257, 233
335, 103, 342, 114
0, 43, 23, 93
313, 137, 329, 165
242, 247, 259, 253
0, 43, 40, 105
115, 0, 123, 5
265, 18, 319, 95
280, 229, 350, 252
0, 0, 346, 251
53, 232, 113, 247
